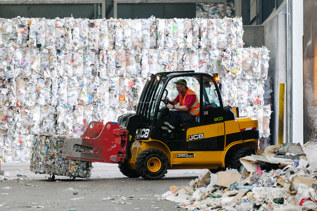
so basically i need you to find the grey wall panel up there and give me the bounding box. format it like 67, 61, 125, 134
163, 3, 195, 18
116, 3, 195, 19
132, 4, 164, 18
118, 3, 164, 19
263, 5, 287, 144
243, 25, 264, 47
303, 0, 317, 143
0, 4, 96, 18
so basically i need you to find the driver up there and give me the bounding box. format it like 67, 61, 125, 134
161, 79, 200, 134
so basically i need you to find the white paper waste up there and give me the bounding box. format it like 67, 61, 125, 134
0, 17, 270, 163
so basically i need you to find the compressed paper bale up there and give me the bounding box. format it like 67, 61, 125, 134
115, 19, 124, 50
0, 19, 4, 46
149, 17, 157, 49
87, 20, 99, 50
226, 17, 244, 49
183, 19, 193, 50
45, 19, 55, 50
67, 77, 79, 106
56, 105, 72, 136
142, 19, 151, 49
207, 19, 218, 50
196, 3, 234, 19
216, 18, 228, 50
30, 135, 92, 178
131, 19, 142, 50
73, 49, 84, 77
198, 49, 210, 73
125, 50, 139, 77
121, 19, 132, 50
74, 19, 89, 50
115, 50, 126, 77
40, 106, 56, 135
261, 47, 270, 79
165, 19, 177, 49
174, 19, 185, 50
1, 19, 16, 45
192, 19, 200, 50
62, 51, 74, 78
54, 18, 67, 50
29, 18, 45, 48
98, 50, 108, 79
98, 20, 109, 50
64, 18, 74, 51
107, 50, 117, 77
199, 19, 209, 50
37, 78, 52, 106
156, 19, 165, 49
72, 105, 84, 137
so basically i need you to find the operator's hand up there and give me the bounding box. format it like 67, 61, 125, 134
165, 97, 170, 103
167, 104, 174, 109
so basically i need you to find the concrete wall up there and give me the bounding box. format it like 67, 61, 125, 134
303, 0, 317, 143
263, 5, 287, 144
243, 25, 264, 47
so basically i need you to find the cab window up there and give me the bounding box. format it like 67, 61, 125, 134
162, 76, 200, 109
202, 78, 220, 109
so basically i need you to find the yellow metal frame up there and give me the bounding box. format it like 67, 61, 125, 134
129, 138, 257, 170
129, 117, 258, 170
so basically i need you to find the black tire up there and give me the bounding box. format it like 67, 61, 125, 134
136, 149, 168, 180
226, 147, 255, 170
119, 161, 140, 178
209, 167, 224, 174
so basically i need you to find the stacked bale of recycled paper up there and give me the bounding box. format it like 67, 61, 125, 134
0, 17, 270, 163
30, 135, 92, 178
196, 2, 235, 19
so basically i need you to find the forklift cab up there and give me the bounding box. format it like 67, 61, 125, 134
136, 71, 236, 145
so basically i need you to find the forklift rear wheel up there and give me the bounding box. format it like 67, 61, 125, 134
119, 162, 140, 178
226, 147, 255, 171
136, 149, 168, 180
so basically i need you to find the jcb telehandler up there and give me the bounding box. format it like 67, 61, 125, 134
62, 71, 258, 180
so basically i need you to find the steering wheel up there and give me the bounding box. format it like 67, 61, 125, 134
161, 89, 171, 106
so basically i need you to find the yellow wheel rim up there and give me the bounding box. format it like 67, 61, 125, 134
147, 157, 161, 173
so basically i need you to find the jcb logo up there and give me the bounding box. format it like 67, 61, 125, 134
136, 128, 150, 139
214, 116, 223, 122
188, 133, 204, 141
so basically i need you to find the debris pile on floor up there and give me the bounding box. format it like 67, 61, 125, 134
30, 135, 92, 178
161, 143, 317, 210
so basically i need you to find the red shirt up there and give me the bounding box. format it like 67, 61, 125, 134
172, 90, 197, 109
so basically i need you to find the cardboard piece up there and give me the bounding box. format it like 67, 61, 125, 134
240, 155, 258, 173
198, 171, 211, 188
175, 186, 193, 195
302, 142, 317, 171
262, 145, 281, 158
232, 189, 249, 202
240, 155, 294, 173
216, 171, 241, 188
293, 176, 317, 188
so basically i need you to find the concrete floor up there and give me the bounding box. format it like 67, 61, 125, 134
0, 162, 206, 211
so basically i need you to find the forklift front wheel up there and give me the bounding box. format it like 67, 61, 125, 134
136, 149, 168, 180
118, 162, 140, 178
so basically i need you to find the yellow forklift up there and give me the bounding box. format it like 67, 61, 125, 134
62, 71, 258, 180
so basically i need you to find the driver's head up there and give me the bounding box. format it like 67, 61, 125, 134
174, 79, 187, 94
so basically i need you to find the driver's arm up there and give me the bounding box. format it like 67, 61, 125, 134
174, 105, 189, 111
170, 94, 196, 112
